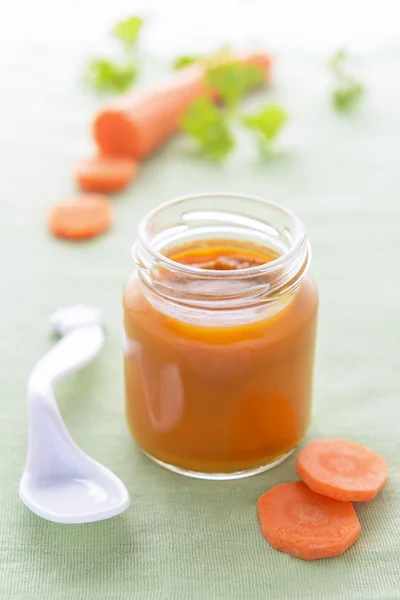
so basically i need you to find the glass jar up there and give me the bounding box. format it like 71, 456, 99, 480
123, 193, 318, 479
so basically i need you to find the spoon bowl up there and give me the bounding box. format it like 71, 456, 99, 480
20, 461, 130, 524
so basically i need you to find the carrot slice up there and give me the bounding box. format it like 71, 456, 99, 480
93, 53, 271, 159
75, 156, 138, 193
296, 440, 388, 502
48, 194, 113, 240
257, 482, 361, 561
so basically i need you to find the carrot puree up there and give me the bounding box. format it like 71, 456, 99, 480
123, 241, 318, 475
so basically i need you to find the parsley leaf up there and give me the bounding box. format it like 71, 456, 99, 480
179, 52, 282, 161
206, 62, 264, 108
329, 49, 365, 112
84, 15, 143, 95
329, 48, 347, 71
180, 97, 235, 160
332, 82, 364, 111
243, 104, 287, 142
173, 55, 199, 70
111, 16, 143, 51
84, 59, 137, 94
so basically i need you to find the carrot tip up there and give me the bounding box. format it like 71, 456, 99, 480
93, 110, 142, 158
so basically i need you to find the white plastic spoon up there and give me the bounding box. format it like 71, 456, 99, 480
19, 306, 130, 524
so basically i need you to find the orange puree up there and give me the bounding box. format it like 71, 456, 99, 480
123, 242, 318, 475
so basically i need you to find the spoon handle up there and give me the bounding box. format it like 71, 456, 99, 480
28, 326, 105, 397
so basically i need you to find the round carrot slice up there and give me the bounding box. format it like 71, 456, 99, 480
257, 482, 361, 561
74, 156, 138, 193
297, 440, 388, 502
48, 194, 113, 240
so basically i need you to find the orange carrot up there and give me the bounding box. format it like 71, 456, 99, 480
48, 194, 113, 240
297, 440, 388, 502
92, 53, 272, 159
243, 52, 272, 75
75, 155, 138, 193
257, 482, 361, 561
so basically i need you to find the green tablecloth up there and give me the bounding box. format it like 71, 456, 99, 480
1, 44, 399, 599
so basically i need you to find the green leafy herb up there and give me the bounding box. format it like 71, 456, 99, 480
180, 59, 286, 161
84, 59, 137, 94
173, 55, 199, 70
84, 16, 143, 95
243, 104, 287, 144
180, 97, 234, 161
111, 16, 143, 51
332, 83, 364, 111
329, 49, 365, 112
206, 62, 264, 108
329, 48, 347, 71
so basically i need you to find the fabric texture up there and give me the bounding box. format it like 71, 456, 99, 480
0, 42, 399, 600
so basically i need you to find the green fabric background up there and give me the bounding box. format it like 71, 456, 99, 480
1, 43, 399, 599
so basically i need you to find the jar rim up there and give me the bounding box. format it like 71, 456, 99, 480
135, 192, 308, 279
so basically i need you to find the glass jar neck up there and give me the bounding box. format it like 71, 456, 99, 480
133, 193, 310, 325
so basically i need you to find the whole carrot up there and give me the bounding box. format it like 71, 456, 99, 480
92, 53, 271, 159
